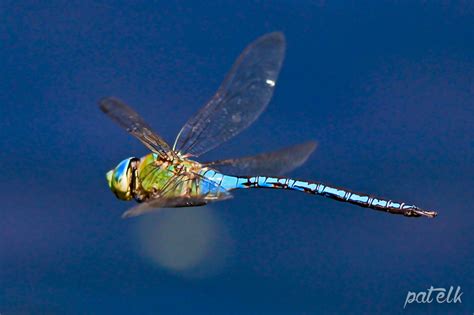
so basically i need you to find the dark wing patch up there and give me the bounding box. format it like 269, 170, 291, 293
99, 97, 174, 159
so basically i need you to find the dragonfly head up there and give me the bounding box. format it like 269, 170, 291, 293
106, 157, 140, 201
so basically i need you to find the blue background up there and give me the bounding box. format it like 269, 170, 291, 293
1, 1, 473, 314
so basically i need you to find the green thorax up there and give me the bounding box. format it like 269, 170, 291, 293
135, 153, 204, 199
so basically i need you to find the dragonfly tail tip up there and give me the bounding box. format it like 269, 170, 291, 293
415, 209, 438, 218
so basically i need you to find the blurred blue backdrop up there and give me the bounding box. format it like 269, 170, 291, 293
1, 1, 473, 314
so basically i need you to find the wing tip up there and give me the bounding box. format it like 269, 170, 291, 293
98, 96, 121, 113
259, 31, 286, 47
121, 208, 139, 219
307, 140, 318, 153
296, 140, 318, 156
248, 32, 286, 53
266, 31, 285, 40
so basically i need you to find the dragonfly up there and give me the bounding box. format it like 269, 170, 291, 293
100, 32, 438, 219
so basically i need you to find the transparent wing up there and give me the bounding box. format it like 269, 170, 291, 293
173, 32, 286, 157
203, 141, 317, 176
122, 196, 208, 218
121, 174, 232, 218
99, 97, 174, 158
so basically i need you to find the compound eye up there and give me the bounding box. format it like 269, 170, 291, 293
111, 158, 133, 200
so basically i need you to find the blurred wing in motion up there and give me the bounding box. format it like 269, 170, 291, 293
173, 32, 286, 157
122, 174, 232, 218
99, 97, 174, 159
203, 141, 317, 176
122, 196, 209, 218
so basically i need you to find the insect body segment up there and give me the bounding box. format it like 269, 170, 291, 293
200, 171, 437, 218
